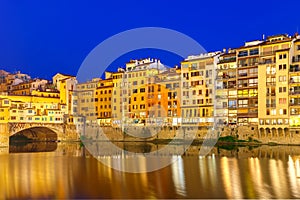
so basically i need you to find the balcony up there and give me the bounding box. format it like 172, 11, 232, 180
216, 105, 228, 109
290, 103, 300, 106
260, 51, 275, 56
218, 57, 236, 64
237, 113, 258, 118
266, 103, 276, 108
289, 91, 300, 95
266, 82, 276, 86
266, 92, 276, 96
290, 65, 300, 72
259, 59, 276, 65
292, 57, 300, 63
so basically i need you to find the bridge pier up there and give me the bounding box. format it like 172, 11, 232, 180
0, 123, 9, 147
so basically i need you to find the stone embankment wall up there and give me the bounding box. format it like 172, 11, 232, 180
85, 125, 300, 145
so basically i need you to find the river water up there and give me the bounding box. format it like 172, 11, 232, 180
0, 142, 300, 199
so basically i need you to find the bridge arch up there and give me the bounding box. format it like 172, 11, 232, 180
10, 127, 58, 142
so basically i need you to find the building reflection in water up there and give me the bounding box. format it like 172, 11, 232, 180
1, 145, 300, 199
248, 157, 271, 198
171, 155, 186, 197
288, 156, 300, 197
221, 157, 243, 199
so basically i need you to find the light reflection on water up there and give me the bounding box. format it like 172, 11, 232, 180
0, 143, 300, 199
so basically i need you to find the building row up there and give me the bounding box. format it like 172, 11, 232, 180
74, 33, 300, 136
1, 33, 300, 137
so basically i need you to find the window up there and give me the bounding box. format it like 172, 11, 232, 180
133, 81, 137, 85
279, 54, 287, 59
297, 45, 300, 51
271, 109, 276, 115
279, 98, 287, 104
279, 109, 287, 115
279, 75, 286, 82
250, 48, 259, 55
279, 87, 287, 93
238, 99, 248, 107
279, 64, 287, 70
140, 88, 145, 93
238, 50, 248, 57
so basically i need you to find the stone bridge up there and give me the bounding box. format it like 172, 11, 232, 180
0, 122, 79, 147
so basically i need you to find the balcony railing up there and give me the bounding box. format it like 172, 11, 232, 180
260, 51, 275, 56
259, 59, 276, 65
266, 103, 276, 108
290, 103, 300, 106
290, 65, 300, 72
216, 106, 228, 109
266, 82, 276, 86
218, 57, 236, 64
266, 92, 276, 96
290, 91, 300, 95
292, 57, 300, 63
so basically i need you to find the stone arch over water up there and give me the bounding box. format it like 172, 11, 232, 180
10, 127, 58, 142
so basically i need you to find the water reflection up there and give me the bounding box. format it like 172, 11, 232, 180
9, 142, 57, 153
0, 143, 300, 198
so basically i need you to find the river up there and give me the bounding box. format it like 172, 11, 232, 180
0, 142, 300, 199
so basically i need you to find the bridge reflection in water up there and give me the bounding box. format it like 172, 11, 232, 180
0, 143, 300, 199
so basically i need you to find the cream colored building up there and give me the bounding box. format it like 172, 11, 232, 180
258, 34, 292, 136
180, 52, 220, 127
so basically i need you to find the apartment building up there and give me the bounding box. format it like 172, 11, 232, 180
121, 58, 164, 126
74, 78, 99, 125
11, 79, 48, 95
258, 34, 292, 136
147, 67, 181, 126
0, 95, 63, 124
180, 52, 220, 127
216, 50, 237, 126
95, 78, 113, 126
108, 70, 124, 127
235, 40, 261, 126
289, 36, 300, 135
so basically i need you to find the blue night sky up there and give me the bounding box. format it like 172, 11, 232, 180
0, 0, 300, 80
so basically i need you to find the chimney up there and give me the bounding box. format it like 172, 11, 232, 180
223, 48, 226, 53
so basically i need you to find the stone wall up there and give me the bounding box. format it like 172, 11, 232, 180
0, 123, 9, 147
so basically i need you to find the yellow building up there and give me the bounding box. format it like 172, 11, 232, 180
258, 34, 292, 136
11, 79, 48, 95
180, 52, 220, 127
0, 94, 63, 124
109, 70, 124, 127
58, 76, 77, 115
96, 78, 113, 126
52, 73, 74, 91
289, 36, 300, 134
74, 78, 99, 126
122, 58, 162, 126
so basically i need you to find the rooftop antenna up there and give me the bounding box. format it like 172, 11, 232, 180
262, 34, 265, 41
